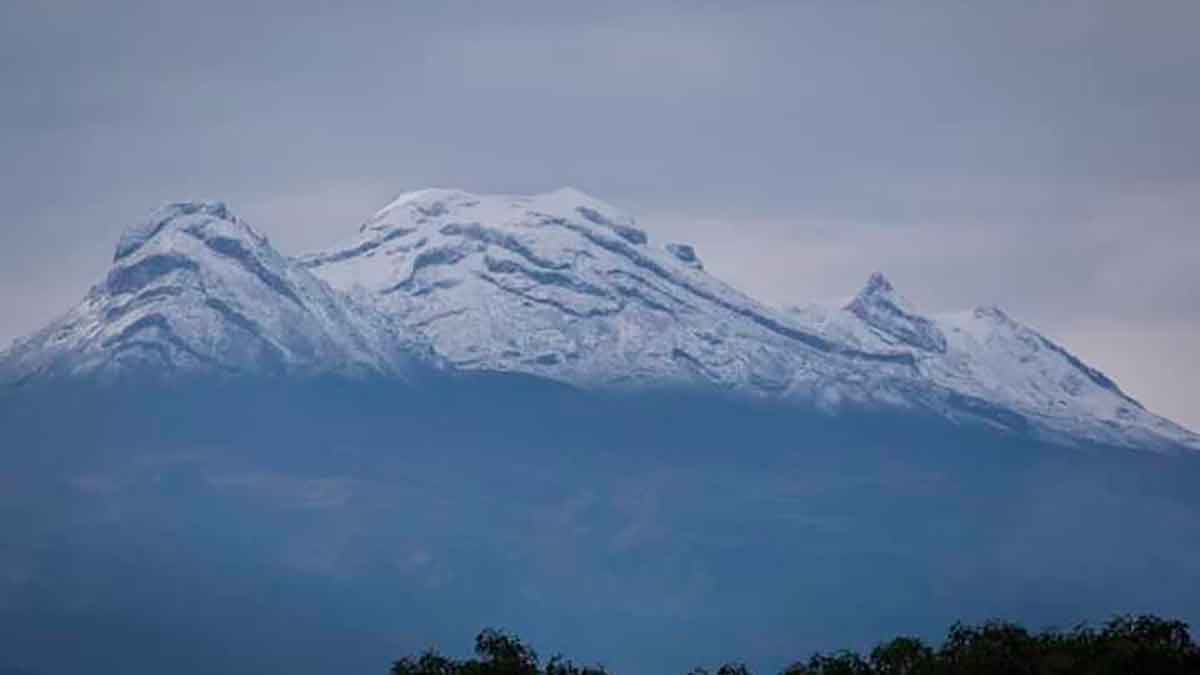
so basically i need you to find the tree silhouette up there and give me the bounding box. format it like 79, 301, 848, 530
869, 637, 934, 675
390, 629, 607, 675
390, 615, 1200, 675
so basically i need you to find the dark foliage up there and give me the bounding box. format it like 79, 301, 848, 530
390, 629, 606, 675
395, 616, 1200, 675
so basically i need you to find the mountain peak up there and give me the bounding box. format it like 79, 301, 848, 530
848, 272, 915, 315
348, 187, 648, 249
105, 200, 278, 300
114, 200, 242, 262
0, 200, 429, 384
845, 273, 947, 353
863, 271, 894, 294
370, 188, 471, 218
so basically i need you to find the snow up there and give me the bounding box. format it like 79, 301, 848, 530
0, 201, 429, 383
3, 189, 1197, 454
114, 201, 233, 261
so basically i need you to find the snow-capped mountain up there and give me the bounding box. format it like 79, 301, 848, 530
789, 274, 1196, 452
0, 201, 429, 383
300, 187, 1198, 452
301, 188, 916, 393
3, 189, 1197, 453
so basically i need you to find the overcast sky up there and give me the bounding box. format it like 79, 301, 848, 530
1, 1, 1197, 429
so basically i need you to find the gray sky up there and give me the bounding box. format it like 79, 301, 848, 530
2, 1, 1197, 429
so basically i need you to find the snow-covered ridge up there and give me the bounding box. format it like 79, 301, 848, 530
0, 201, 429, 383
3, 189, 1197, 453
845, 273, 948, 353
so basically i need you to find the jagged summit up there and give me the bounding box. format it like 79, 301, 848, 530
2, 189, 1197, 453
846, 273, 918, 316
845, 273, 947, 353
859, 271, 894, 296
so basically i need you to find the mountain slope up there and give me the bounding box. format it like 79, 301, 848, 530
790, 274, 1195, 451
0, 201, 428, 383
301, 187, 1199, 452
2, 189, 1195, 453
300, 188, 915, 395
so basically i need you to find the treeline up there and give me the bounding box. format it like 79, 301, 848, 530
389, 615, 1200, 674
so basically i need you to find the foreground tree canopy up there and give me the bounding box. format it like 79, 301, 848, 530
389, 615, 1200, 675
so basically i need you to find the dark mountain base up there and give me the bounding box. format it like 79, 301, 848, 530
2, 375, 1199, 674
